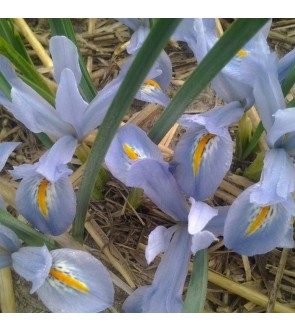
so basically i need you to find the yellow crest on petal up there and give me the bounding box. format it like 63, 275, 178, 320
246, 206, 271, 235
192, 134, 215, 176
123, 144, 139, 160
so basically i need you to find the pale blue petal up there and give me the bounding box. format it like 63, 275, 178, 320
145, 225, 178, 264
123, 226, 191, 313
80, 77, 121, 137
278, 47, 295, 83
241, 53, 285, 131
0, 224, 21, 253
10, 83, 73, 138
277, 224, 294, 248
135, 84, 170, 106
250, 149, 295, 205
179, 101, 244, 136
127, 25, 149, 54
0, 253, 12, 269
15, 174, 76, 236
266, 108, 295, 148
173, 128, 233, 200
105, 124, 163, 184
49, 36, 81, 84
10, 163, 39, 180
191, 231, 218, 254
188, 198, 218, 234
12, 246, 52, 293
204, 205, 229, 236
224, 185, 292, 256
55, 69, 88, 140
126, 159, 189, 222
36, 249, 114, 313
155, 51, 172, 90
117, 18, 141, 31
37, 135, 77, 182
0, 142, 20, 172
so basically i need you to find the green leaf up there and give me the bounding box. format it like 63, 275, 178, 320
241, 121, 264, 160
0, 71, 11, 99
149, 18, 270, 144
0, 209, 59, 250
282, 62, 295, 97
0, 35, 53, 98
72, 19, 182, 242
182, 249, 208, 313
243, 151, 265, 182
0, 19, 32, 64
48, 18, 96, 102
236, 113, 253, 160
287, 98, 295, 108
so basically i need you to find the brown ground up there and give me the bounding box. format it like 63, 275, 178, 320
0, 18, 295, 313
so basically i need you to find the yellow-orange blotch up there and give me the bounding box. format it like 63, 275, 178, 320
237, 49, 248, 58
123, 144, 139, 160
193, 134, 215, 176
50, 268, 90, 293
247, 206, 271, 235
144, 79, 161, 89
38, 179, 49, 217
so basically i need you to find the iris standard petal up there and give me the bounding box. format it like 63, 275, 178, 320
37, 135, 77, 182
55, 69, 88, 139
123, 225, 191, 313
154, 51, 173, 90
0, 224, 21, 253
278, 47, 295, 83
179, 101, 244, 137
250, 149, 295, 205
173, 127, 233, 200
224, 185, 292, 256
127, 25, 149, 54
15, 174, 76, 236
188, 198, 218, 235
10, 82, 73, 138
145, 225, 178, 264
36, 249, 114, 313
204, 205, 229, 236
191, 230, 218, 255
126, 159, 189, 222
105, 124, 163, 184
49, 36, 82, 84
266, 108, 295, 148
12, 245, 52, 293
0, 142, 20, 172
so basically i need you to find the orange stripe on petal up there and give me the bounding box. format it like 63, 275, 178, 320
50, 268, 89, 293
123, 144, 139, 160
193, 134, 215, 176
247, 206, 270, 235
144, 79, 160, 89
38, 179, 49, 217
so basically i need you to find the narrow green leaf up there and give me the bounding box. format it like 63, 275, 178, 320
149, 18, 270, 143
235, 113, 253, 160
287, 98, 295, 108
0, 209, 59, 250
48, 18, 96, 102
0, 36, 53, 98
72, 19, 182, 242
182, 249, 208, 313
0, 71, 11, 99
241, 121, 264, 160
243, 151, 264, 182
282, 62, 295, 97
0, 19, 32, 64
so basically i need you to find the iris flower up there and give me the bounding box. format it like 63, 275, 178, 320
122, 159, 226, 312
0, 224, 114, 312
224, 50, 295, 256
0, 35, 170, 153
10, 136, 77, 235
172, 101, 244, 200
104, 123, 226, 312
117, 18, 172, 106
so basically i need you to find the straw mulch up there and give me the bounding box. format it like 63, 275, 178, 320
0, 18, 294, 313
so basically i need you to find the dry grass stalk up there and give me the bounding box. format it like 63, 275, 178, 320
0, 268, 16, 312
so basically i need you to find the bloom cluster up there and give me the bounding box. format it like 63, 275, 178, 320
0, 18, 294, 313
